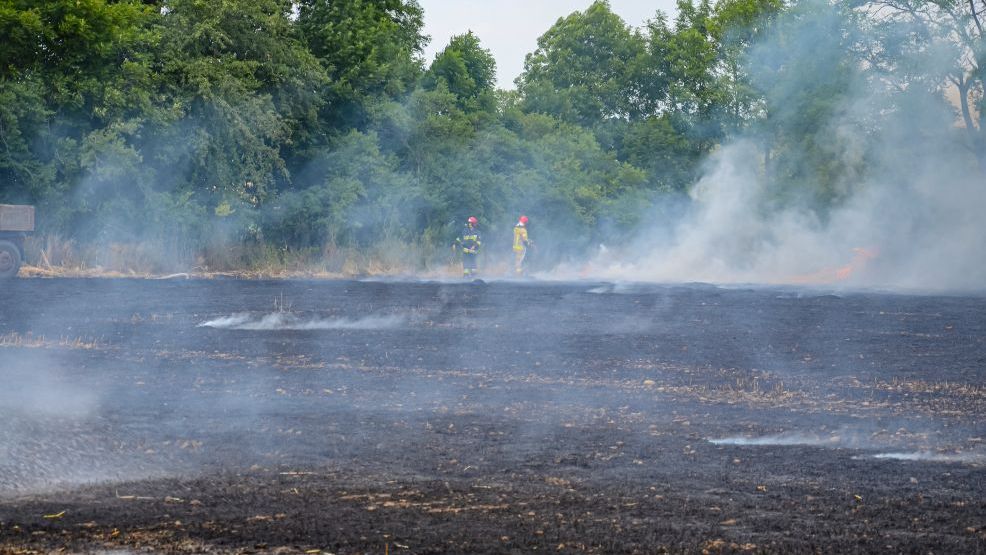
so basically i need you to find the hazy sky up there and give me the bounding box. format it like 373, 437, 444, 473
418, 0, 680, 88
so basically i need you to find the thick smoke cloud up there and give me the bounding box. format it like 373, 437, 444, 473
570, 0, 986, 292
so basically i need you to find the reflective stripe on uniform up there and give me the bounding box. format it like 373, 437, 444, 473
513, 225, 528, 252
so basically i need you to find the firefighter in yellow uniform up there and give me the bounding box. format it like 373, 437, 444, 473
513, 215, 531, 275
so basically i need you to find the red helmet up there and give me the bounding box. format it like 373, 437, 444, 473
467, 216, 478, 225
519, 215, 528, 224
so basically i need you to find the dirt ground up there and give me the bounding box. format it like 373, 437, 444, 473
0, 278, 984, 554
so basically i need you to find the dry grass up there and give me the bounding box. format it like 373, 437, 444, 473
874, 377, 986, 397
20, 235, 460, 280
0, 331, 103, 350
24, 235, 185, 276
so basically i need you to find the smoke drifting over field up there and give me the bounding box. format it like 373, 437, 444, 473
0, 353, 99, 418
710, 430, 986, 464
2, 277, 985, 555
577, 141, 986, 291
569, 0, 986, 293
710, 432, 839, 447
868, 451, 986, 463
198, 312, 407, 330
0, 349, 168, 494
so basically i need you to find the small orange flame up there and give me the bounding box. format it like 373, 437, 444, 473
790, 247, 878, 285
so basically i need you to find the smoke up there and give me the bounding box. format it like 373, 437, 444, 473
710, 429, 986, 464
0, 353, 100, 418
709, 432, 838, 447
0, 349, 172, 495
570, 0, 986, 292
197, 311, 407, 330
867, 451, 986, 463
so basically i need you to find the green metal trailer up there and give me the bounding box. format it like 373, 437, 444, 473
0, 205, 34, 278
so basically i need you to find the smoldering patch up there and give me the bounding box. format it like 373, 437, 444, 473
709, 433, 839, 447
197, 312, 407, 331
585, 282, 724, 295
861, 451, 986, 464
709, 429, 986, 465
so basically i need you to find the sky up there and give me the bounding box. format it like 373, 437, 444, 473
417, 0, 680, 88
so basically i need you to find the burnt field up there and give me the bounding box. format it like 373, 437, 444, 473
0, 278, 984, 554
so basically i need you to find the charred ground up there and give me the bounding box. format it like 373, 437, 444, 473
0, 278, 984, 554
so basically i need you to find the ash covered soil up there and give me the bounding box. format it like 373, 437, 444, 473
1, 278, 985, 554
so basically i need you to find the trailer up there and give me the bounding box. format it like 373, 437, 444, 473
0, 204, 34, 278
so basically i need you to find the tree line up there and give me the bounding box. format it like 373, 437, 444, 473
0, 0, 982, 271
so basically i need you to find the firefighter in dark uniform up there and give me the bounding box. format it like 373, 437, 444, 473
453, 216, 482, 277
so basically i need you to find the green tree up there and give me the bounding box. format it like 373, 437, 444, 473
852, 0, 985, 175
0, 0, 159, 230
422, 31, 497, 116
0, 0, 158, 123
500, 109, 648, 251
517, 0, 648, 126
710, 0, 784, 133
154, 0, 326, 208
263, 130, 420, 247
619, 114, 706, 191
0, 78, 56, 204
749, 0, 864, 205
297, 0, 426, 132
645, 0, 729, 140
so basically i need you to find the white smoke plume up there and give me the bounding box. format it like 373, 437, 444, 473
710, 429, 986, 465
567, 2, 986, 293
867, 451, 986, 463
198, 312, 407, 330
709, 432, 839, 447
575, 138, 986, 291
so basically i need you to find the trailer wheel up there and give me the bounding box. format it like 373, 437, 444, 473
0, 240, 21, 278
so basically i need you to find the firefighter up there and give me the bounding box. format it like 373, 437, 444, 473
453, 216, 482, 277
513, 215, 531, 275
